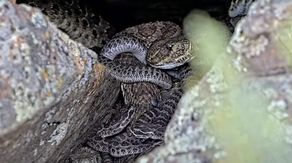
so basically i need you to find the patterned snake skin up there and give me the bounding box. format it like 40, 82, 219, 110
20, 0, 115, 50
97, 21, 193, 89
228, 0, 255, 18
128, 81, 184, 140
101, 21, 192, 69
228, 0, 256, 26
19, 0, 194, 162
97, 54, 173, 89
16, 0, 254, 162
95, 54, 162, 138
87, 21, 193, 158
87, 80, 184, 157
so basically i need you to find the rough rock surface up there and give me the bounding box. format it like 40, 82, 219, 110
2, 0, 292, 162
0, 0, 119, 162
137, 0, 292, 162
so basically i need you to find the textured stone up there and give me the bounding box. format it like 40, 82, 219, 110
137, 0, 292, 162
0, 0, 119, 163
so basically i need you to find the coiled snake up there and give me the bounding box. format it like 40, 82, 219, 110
87, 21, 194, 158
19, 0, 195, 162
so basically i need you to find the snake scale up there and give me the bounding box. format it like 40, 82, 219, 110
86, 21, 193, 158
228, 0, 256, 26
18, 0, 254, 162
20, 0, 115, 50
88, 0, 254, 160
20, 0, 194, 161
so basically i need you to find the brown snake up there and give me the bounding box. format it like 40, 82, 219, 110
16, 0, 253, 162
97, 21, 192, 89
85, 21, 193, 158
19, 0, 194, 162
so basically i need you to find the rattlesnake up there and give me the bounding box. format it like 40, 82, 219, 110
85, 0, 254, 160
20, 0, 115, 50
95, 54, 162, 138
97, 21, 192, 89
86, 21, 193, 158
19, 0, 194, 161
87, 79, 185, 157
228, 0, 256, 26
17, 0, 251, 162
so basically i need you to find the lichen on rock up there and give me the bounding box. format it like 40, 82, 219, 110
0, 0, 119, 162
137, 0, 292, 162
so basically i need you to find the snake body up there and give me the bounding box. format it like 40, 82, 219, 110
100, 36, 148, 64
100, 21, 193, 70
96, 21, 192, 91
21, 0, 114, 50
228, 0, 256, 26
87, 53, 164, 157
113, 54, 162, 108
19, 0, 257, 162
20, 0, 194, 162
228, 0, 255, 18
128, 81, 184, 140
87, 80, 184, 157
97, 54, 173, 89
87, 21, 193, 158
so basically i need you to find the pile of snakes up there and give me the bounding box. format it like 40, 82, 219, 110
18, 0, 254, 162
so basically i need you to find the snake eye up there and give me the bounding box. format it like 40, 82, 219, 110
166, 44, 173, 51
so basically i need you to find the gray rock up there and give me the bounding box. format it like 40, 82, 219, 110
0, 1, 119, 162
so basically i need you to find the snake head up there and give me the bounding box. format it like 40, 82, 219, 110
147, 36, 193, 69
